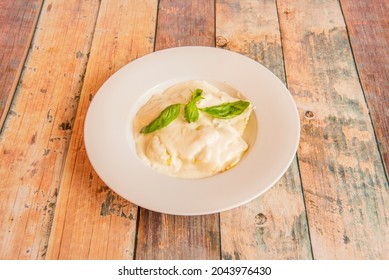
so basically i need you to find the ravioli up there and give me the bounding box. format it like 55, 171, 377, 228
132, 80, 253, 178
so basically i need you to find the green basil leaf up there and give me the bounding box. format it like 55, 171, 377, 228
140, 103, 180, 133
184, 101, 199, 123
184, 88, 203, 123
200, 100, 250, 119
190, 88, 203, 102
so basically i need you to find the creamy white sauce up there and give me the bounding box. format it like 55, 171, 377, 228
133, 80, 253, 178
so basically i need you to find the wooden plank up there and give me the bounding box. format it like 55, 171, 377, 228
277, 0, 389, 259
45, 0, 158, 259
0, 0, 44, 128
216, 0, 312, 260
0, 0, 100, 259
339, 0, 389, 178
136, 210, 220, 259
135, 0, 219, 260
155, 0, 215, 47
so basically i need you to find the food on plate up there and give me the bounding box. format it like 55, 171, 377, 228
132, 80, 253, 178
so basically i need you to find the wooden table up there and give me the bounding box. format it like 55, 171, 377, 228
1, 0, 388, 260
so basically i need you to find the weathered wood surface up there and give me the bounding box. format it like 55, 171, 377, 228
1, 0, 388, 260
216, 0, 312, 260
135, 0, 220, 260
46, 0, 158, 259
0, 0, 44, 128
0, 0, 100, 259
340, 0, 389, 178
278, 0, 389, 259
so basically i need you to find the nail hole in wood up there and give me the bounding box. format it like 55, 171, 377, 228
305, 110, 315, 119
216, 36, 228, 47
255, 213, 267, 226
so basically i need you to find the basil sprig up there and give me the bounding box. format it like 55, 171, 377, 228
199, 100, 250, 119
139, 88, 251, 133
184, 89, 203, 123
140, 103, 180, 134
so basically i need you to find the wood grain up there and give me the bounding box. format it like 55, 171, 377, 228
45, 0, 158, 259
136, 210, 220, 259
277, 0, 389, 259
0, 0, 100, 259
339, 0, 389, 178
216, 0, 312, 260
155, 0, 215, 48
135, 0, 219, 260
0, 0, 44, 128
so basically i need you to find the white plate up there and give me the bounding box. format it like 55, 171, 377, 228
84, 46, 300, 215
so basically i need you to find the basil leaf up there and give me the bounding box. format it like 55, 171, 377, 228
190, 88, 203, 102
200, 100, 250, 119
140, 103, 180, 133
184, 88, 203, 123
184, 101, 199, 123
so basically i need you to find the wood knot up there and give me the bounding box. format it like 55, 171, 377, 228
216, 36, 228, 47
255, 213, 267, 226
305, 110, 315, 119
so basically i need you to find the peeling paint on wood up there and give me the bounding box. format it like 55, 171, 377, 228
46, 0, 158, 260
278, 0, 389, 259
216, 0, 312, 260
100, 189, 136, 220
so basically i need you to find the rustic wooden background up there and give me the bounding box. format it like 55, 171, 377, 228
0, 0, 388, 259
